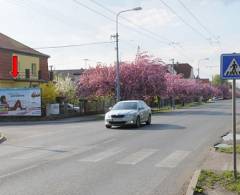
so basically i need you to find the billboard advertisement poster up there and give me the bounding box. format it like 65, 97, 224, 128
0, 88, 41, 116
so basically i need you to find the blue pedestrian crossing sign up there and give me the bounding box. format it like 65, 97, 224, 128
221, 53, 240, 79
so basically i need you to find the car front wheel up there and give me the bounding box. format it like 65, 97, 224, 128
105, 125, 112, 129
135, 116, 141, 128
146, 115, 151, 125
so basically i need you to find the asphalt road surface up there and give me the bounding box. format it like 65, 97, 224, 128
0, 100, 237, 195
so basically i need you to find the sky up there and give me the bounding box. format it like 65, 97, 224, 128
0, 0, 240, 80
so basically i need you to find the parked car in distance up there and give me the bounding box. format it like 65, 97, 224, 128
208, 96, 220, 103
67, 103, 80, 112
105, 100, 151, 128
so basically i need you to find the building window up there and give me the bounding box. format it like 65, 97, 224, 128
25, 69, 30, 79
31, 63, 37, 77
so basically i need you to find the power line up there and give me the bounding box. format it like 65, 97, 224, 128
34, 41, 115, 49
88, 0, 170, 44
72, 0, 169, 45
159, 0, 211, 42
87, 0, 193, 61
177, 0, 218, 40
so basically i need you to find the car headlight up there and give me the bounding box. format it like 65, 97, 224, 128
105, 113, 111, 119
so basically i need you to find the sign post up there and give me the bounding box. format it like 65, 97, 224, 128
221, 53, 240, 180
233, 79, 237, 179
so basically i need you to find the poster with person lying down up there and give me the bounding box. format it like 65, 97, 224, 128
0, 88, 41, 116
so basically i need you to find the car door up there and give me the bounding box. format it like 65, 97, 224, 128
138, 102, 145, 122
141, 101, 150, 121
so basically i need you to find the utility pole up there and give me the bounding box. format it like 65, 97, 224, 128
170, 58, 174, 74
170, 58, 175, 109
49, 65, 53, 81
115, 7, 142, 102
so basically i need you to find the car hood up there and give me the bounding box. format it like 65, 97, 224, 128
107, 110, 137, 116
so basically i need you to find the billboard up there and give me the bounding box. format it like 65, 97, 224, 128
0, 88, 41, 116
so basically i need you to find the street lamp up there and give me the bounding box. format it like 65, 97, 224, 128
197, 57, 209, 79
115, 7, 142, 102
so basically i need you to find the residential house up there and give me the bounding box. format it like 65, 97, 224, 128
0, 33, 49, 88
165, 64, 177, 74
198, 78, 210, 84
172, 63, 195, 79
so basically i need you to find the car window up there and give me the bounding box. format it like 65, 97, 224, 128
139, 101, 146, 109
141, 101, 148, 109
138, 102, 144, 110
112, 102, 138, 110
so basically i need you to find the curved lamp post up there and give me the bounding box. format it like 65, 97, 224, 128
115, 7, 142, 102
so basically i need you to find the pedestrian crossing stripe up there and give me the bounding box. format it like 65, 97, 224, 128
224, 58, 240, 76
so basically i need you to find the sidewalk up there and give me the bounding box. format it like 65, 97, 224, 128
191, 124, 240, 195
198, 149, 238, 195
0, 114, 105, 126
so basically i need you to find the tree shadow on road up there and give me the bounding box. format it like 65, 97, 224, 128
157, 110, 233, 116
113, 123, 186, 131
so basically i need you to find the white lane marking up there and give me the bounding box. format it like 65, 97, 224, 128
155, 150, 191, 168
117, 149, 158, 165
50, 146, 93, 160
0, 164, 39, 179
78, 147, 124, 162
102, 138, 116, 144
12, 150, 52, 160
46, 145, 72, 151
0, 146, 28, 157
10, 132, 60, 142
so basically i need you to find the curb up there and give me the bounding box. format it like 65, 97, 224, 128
0, 133, 6, 144
0, 116, 105, 126
186, 169, 201, 195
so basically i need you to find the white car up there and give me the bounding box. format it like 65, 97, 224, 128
67, 103, 80, 112
105, 100, 151, 128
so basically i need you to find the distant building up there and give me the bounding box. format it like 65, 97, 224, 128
173, 63, 195, 79
198, 78, 210, 84
165, 64, 177, 74
0, 33, 49, 88
54, 69, 85, 82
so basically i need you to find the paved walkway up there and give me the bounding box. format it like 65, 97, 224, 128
0, 114, 105, 126
200, 149, 239, 195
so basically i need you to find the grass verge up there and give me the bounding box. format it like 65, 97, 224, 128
216, 144, 240, 154
152, 106, 172, 113
176, 101, 204, 109
152, 101, 204, 114
195, 170, 240, 194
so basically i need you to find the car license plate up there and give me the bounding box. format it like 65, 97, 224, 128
112, 118, 123, 122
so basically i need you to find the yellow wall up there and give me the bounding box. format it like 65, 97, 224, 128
0, 80, 40, 88
13, 53, 40, 80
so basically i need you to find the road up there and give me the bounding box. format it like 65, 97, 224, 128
0, 100, 236, 195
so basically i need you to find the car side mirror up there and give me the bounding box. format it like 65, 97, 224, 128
109, 107, 112, 111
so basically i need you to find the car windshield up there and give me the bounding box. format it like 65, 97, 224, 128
112, 102, 138, 110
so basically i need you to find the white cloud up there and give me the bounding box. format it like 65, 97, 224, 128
199, 0, 239, 6
123, 8, 175, 29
